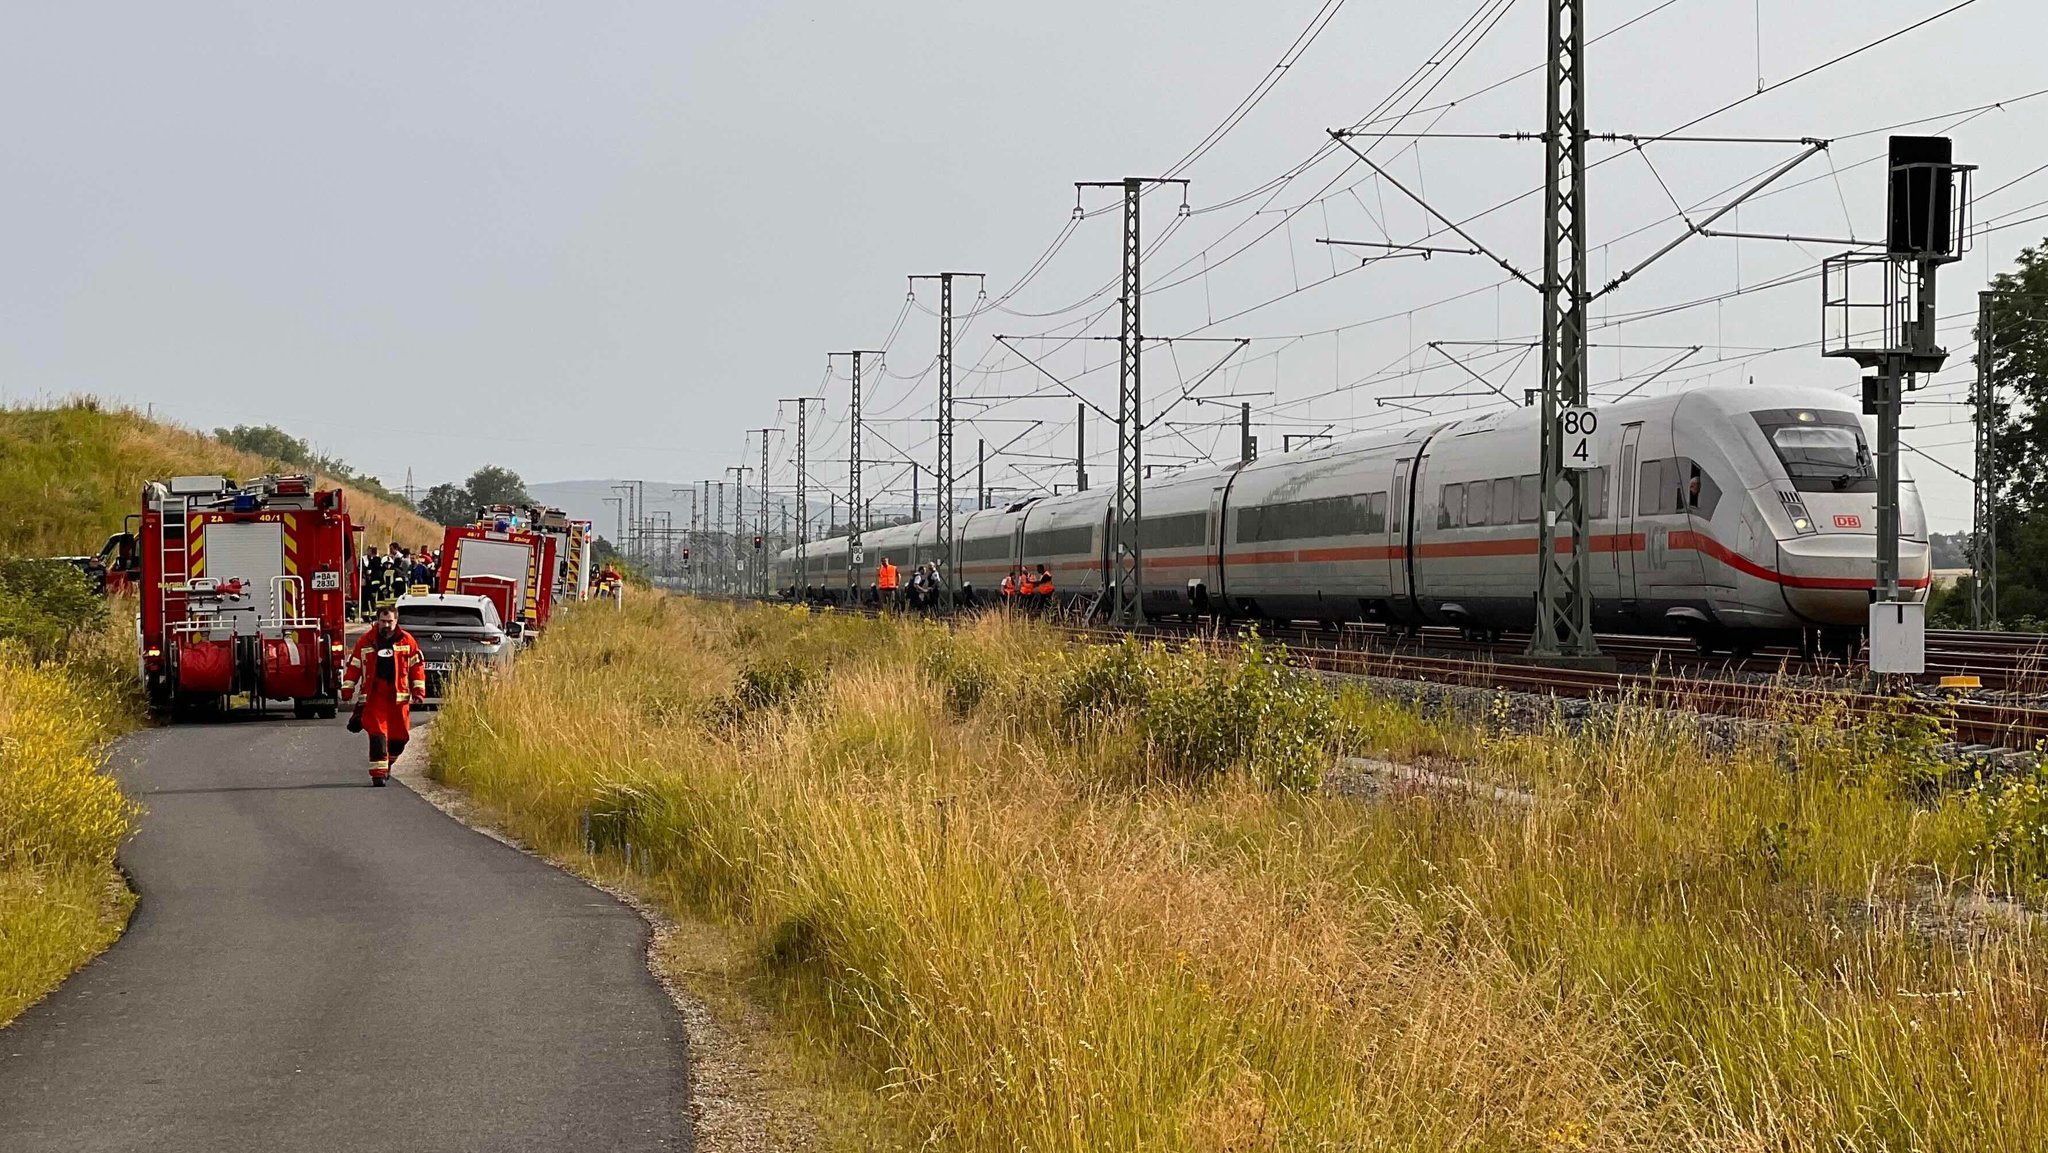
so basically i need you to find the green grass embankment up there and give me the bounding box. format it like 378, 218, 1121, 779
0, 398, 439, 556
431, 597, 2048, 1151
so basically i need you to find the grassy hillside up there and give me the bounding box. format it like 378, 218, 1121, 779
0, 399, 439, 557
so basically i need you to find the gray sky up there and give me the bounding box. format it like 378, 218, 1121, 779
3, 1, 2041, 530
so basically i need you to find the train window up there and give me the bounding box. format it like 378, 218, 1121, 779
1136, 514, 1206, 550
1493, 478, 1517, 527
1438, 484, 1464, 529
1238, 494, 1380, 541
1026, 525, 1097, 556
960, 535, 1011, 563
1752, 410, 1874, 493
1687, 462, 1723, 518
1585, 467, 1609, 519
1391, 478, 1405, 533
1638, 459, 1673, 515
1516, 475, 1539, 523
1467, 480, 1492, 527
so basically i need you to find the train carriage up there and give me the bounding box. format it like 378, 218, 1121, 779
769, 384, 1924, 650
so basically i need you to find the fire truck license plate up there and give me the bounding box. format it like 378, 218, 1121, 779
311, 571, 341, 590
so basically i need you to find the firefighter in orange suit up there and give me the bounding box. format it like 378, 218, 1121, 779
342, 604, 427, 786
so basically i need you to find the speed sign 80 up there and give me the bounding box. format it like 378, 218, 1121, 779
1560, 406, 1599, 470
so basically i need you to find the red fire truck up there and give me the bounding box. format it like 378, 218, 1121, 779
133, 474, 357, 719
438, 519, 557, 637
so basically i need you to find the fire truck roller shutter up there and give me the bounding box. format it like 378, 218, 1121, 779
200, 521, 286, 636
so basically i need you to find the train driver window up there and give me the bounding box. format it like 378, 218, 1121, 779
1439, 483, 1464, 528
1516, 474, 1539, 523
1466, 479, 1492, 527
1493, 478, 1516, 527
1686, 461, 1722, 517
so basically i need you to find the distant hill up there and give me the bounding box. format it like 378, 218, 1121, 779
0, 400, 439, 556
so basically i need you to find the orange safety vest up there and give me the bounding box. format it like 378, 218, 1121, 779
1018, 572, 1038, 596
1036, 571, 1055, 595
878, 562, 899, 590
1000, 575, 1015, 597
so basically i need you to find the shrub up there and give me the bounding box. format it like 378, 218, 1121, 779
1138, 636, 1336, 791
917, 634, 993, 717
1968, 763, 2048, 882
0, 558, 107, 661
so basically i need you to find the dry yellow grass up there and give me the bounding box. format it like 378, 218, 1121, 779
0, 607, 142, 1027
431, 598, 2048, 1150
0, 398, 437, 556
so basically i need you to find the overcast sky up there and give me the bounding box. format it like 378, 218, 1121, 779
3, 1, 2041, 530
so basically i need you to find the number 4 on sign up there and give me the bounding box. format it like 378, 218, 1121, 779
1560, 407, 1599, 471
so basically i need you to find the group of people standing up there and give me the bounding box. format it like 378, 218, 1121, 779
358, 543, 439, 617
999, 565, 1057, 612
873, 557, 949, 611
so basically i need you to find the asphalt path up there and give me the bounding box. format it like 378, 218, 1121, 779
0, 716, 691, 1152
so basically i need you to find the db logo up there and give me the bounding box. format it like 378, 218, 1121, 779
1833, 514, 1862, 528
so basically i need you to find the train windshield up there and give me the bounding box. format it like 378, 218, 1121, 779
1752, 409, 1874, 493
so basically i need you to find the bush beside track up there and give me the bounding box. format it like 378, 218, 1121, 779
433, 595, 2048, 1151
0, 565, 142, 1026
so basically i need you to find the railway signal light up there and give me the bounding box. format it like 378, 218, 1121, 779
753, 535, 763, 549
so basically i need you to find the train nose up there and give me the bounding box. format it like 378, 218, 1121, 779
1773, 534, 1929, 626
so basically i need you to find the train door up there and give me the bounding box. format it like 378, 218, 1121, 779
1205, 482, 1229, 612
1388, 458, 1412, 604
1617, 423, 1643, 611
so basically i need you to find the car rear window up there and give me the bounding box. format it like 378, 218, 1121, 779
399, 605, 487, 629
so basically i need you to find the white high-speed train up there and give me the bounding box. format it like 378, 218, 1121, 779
773, 385, 1928, 652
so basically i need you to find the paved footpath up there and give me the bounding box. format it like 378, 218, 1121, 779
0, 717, 691, 1152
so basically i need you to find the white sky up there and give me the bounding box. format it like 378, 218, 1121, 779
2, 1, 2041, 531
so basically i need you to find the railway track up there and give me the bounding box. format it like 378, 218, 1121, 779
777, 597, 2048, 752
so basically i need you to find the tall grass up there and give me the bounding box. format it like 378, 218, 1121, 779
0, 599, 142, 1026
433, 598, 2048, 1150
0, 398, 436, 555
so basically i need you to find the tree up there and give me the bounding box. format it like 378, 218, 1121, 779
215, 424, 315, 467
1979, 238, 2048, 625
464, 465, 529, 507
418, 483, 474, 527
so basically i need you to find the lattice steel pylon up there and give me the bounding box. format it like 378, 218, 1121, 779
910, 272, 983, 612
830, 351, 881, 596
1078, 177, 1185, 626
1528, 0, 1601, 661
780, 396, 821, 592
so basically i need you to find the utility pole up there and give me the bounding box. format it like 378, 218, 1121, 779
1076, 403, 1088, 491
1239, 402, 1256, 464
911, 273, 984, 611
603, 495, 623, 570
780, 397, 822, 591
752, 429, 780, 597
977, 439, 987, 509
1972, 291, 1997, 628
910, 468, 918, 522
700, 480, 712, 594
611, 483, 633, 566
727, 465, 752, 597
671, 487, 697, 595
1079, 177, 1188, 627
830, 350, 884, 597
1526, 0, 1601, 663
712, 481, 727, 595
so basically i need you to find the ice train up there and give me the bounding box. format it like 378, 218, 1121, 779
772, 385, 1928, 652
